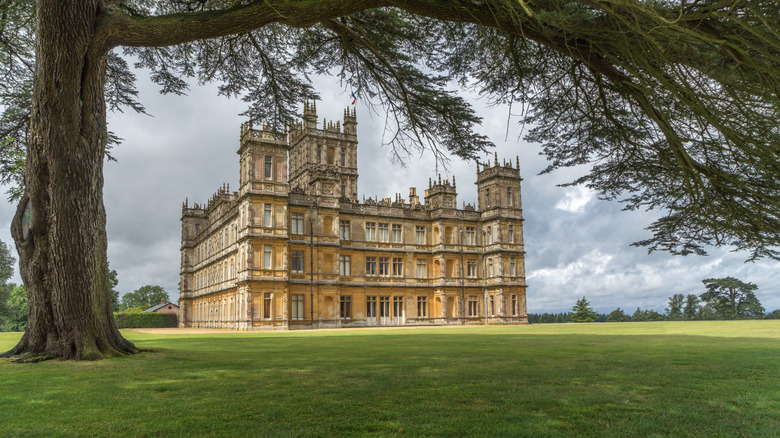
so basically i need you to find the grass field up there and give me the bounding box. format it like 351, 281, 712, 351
1, 321, 779, 437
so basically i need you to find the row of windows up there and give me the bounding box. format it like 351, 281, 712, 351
485, 187, 515, 208
286, 252, 517, 278
262, 294, 520, 320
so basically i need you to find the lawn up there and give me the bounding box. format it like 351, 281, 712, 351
1, 321, 779, 437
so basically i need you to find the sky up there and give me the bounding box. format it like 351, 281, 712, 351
0, 73, 777, 314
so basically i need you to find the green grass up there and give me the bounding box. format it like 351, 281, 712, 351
1, 321, 779, 437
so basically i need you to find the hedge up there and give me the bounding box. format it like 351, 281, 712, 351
115, 312, 178, 328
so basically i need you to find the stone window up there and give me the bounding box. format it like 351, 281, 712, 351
291, 294, 304, 320
366, 296, 377, 318
393, 297, 403, 318
264, 204, 272, 227
291, 251, 304, 273
378, 257, 390, 276
510, 258, 516, 276
339, 255, 351, 276
465, 227, 475, 245
507, 187, 512, 206
486, 188, 491, 208
508, 225, 514, 243
339, 220, 350, 240
365, 222, 376, 241
378, 223, 389, 242
391, 224, 402, 243
416, 259, 426, 278
392, 257, 403, 276
264, 293, 272, 319
264, 245, 272, 269
417, 296, 428, 317
340, 296, 351, 319
467, 260, 476, 277
468, 296, 478, 317
511, 295, 518, 316
264, 156, 272, 179
379, 296, 390, 317
415, 226, 425, 245
365, 256, 376, 276
291, 213, 304, 235
488, 258, 494, 277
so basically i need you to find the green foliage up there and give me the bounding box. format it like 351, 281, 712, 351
700, 277, 764, 319
2, 284, 27, 332
665, 294, 684, 320
114, 312, 177, 329
108, 267, 120, 313
607, 307, 629, 322
120, 285, 170, 310
631, 307, 665, 322
571, 296, 597, 322
683, 294, 701, 320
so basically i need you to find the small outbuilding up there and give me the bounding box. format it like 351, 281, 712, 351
144, 298, 180, 315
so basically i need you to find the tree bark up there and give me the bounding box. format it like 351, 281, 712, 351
3, 0, 136, 361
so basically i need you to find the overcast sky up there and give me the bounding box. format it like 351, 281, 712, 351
0, 72, 777, 314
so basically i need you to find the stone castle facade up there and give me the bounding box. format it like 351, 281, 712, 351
179, 102, 528, 329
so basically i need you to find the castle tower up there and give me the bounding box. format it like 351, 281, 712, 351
424, 174, 458, 209
288, 103, 358, 201
476, 154, 526, 319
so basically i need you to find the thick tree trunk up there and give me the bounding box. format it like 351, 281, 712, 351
2, 0, 136, 361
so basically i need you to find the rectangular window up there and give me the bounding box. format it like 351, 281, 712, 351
365, 222, 376, 241
486, 189, 491, 208
341, 181, 346, 196
341, 150, 346, 166
507, 187, 512, 206
264, 245, 272, 269
291, 294, 305, 320
510, 258, 516, 276
339, 255, 351, 276
490, 295, 495, 316
415, 226, 425, 244
391, 224, 402, 243
291, 213, 304, 235
417, 296, 427, 317
365, 256, 376, 276
465, 227, 475, 245
339, 220, 350, 240
488, 258, 494, 277
264, 156, 272, 179
264, 293, 272, 319
392, 257, 403, 276
511, 295, 518, 316
486, 227, 492, 244
264, 204, 272, 227
416, 259, 426, 278
378, 223, 389, 242
378, 257, 390, 276
291, 251, 304, 273
380, 296, 390, 317
393, 296, 403, 317
366, 296, 377, 317
340, 296, 351, 319
468, 296, 478, 317
508, 225, 514, 243
467, 260, 476, 277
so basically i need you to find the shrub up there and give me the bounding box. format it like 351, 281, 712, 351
115, 312, 178, 328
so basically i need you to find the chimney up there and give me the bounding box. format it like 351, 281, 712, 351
161, 297, 166, 305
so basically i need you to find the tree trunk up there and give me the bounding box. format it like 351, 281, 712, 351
2, 0, 136, 361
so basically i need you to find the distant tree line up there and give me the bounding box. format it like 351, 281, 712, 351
530, 278, 778, 324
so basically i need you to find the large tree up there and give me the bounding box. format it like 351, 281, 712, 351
120, 285, 170, 311
700, 277, 764, 319
1, 1, 778, 360
571, 296, 597, 322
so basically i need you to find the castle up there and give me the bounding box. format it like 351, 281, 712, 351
178, 102, 527, 329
